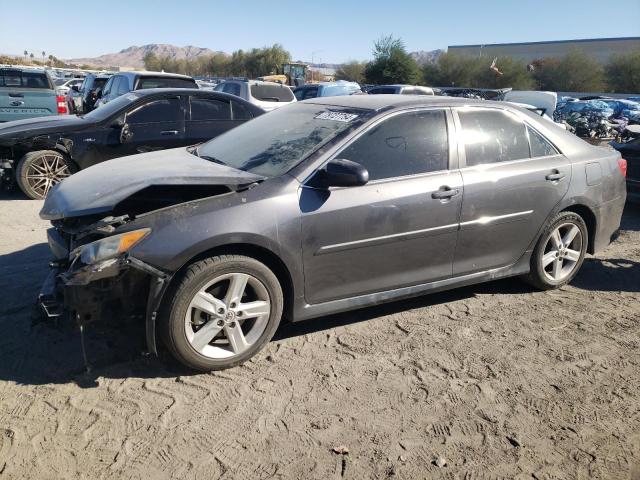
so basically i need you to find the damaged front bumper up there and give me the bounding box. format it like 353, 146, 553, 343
37, 238, 171, 356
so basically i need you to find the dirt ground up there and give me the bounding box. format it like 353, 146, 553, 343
0, 190, 638, 480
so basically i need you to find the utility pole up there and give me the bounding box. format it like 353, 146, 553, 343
311, 50, 322, 82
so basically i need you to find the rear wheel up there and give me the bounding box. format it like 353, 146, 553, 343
16, 150, 76, 199
523, 211, 588, 290
161, 255, 283, 371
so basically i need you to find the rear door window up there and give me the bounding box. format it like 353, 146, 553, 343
339, 110, 449, 180
250, 83, 294, 102
190, 97, 231, 120
458, 108, 530, 166
231, 100, 253, 120
127, 98, 181, 124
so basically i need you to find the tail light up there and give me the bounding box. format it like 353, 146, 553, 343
56, 95, 67, 114
617, 158, 627, 178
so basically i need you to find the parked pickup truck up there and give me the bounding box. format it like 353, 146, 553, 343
0, 67, 66, 122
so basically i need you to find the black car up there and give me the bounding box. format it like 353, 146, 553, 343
0, 89, 264, 198
96, 71, 197, 107
610, 133, 640, 202
67, 73, 112, 114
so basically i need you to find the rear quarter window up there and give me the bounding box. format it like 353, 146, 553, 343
250, 83, 294, 102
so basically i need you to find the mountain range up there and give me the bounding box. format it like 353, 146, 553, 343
65, 44, 444, 69
68, 44, 223, 68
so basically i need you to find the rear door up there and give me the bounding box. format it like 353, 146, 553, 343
452, 107, 570, 275
301, 108, 462, 303
0, 69, 57, 121
185, 95, 234, 143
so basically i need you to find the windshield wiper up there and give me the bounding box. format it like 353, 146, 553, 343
191, 146, 227, 166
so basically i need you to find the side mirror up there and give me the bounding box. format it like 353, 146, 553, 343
71, 85, 80, 93
110, 117, 125, 128
95, 88, 103, 98
310, 158, 369, 188
119, 123, 133, 144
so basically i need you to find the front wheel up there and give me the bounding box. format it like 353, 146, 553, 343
161, 255, 284, 371
16, 150, 76, 199
522, 211, 588, 290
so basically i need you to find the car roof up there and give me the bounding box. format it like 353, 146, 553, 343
303, 94, 487, 111
125, 88, 263, 110
115, 71, 194, 80
0, 66, 49, 73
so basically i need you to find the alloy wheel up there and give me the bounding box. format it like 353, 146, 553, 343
184, 273, 271, 359
25, 153, 71, 198
542, 222, 583, 282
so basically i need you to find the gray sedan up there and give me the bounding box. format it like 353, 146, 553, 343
39, 95, 627, 371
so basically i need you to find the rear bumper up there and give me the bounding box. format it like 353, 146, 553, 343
592, 194, 626, 253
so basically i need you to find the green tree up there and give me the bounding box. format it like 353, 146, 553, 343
533, 49, 605, 92
606, 50, 640, 93
143, 52, 160, 71
335, 60, 366, 83
364, 35, 422, 85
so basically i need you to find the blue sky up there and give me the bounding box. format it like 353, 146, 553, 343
1, 0, 639, 63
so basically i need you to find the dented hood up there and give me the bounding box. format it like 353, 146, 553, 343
40, 147, 264, 220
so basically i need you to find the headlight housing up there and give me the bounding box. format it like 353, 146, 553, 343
71, 228, 151, 265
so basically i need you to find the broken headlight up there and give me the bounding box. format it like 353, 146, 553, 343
70, 228, 151, 265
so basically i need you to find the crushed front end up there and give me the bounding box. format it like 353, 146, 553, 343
38, 215, 169, 354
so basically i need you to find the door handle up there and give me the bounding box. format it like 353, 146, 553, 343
9, 93, 24, 98
161, 130, 179, 135
431, 187, 460, 200
545, 171, 565, 181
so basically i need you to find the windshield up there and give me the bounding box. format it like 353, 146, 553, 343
82, 92, 143, 122
321, 84, 361, 97
197, 103, 372, 177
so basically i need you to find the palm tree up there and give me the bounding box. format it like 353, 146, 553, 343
48, 54, 54, 66
23, 50, 27, 62
41, 51, 46, 63
29, 53, 34, 64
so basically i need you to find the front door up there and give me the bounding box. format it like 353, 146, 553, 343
452, 107, 571, 275
301, 109, 463, 304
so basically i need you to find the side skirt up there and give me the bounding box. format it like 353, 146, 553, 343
294, 252, 532, 322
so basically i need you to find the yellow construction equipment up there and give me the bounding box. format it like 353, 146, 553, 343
258, 62, 309, 86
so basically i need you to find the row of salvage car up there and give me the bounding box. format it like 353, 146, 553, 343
1, 64, 638, 202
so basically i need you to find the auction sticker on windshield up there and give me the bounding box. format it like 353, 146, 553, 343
315, 112, 359, 123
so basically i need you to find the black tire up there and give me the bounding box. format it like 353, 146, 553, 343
522, 211, 588, 290
16, 150, 77, 200
160, 255, 283, 372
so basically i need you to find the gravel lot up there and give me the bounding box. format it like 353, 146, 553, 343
0, 190, 638, 479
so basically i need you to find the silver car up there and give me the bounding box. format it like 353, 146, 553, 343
39, 95, 627, 371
